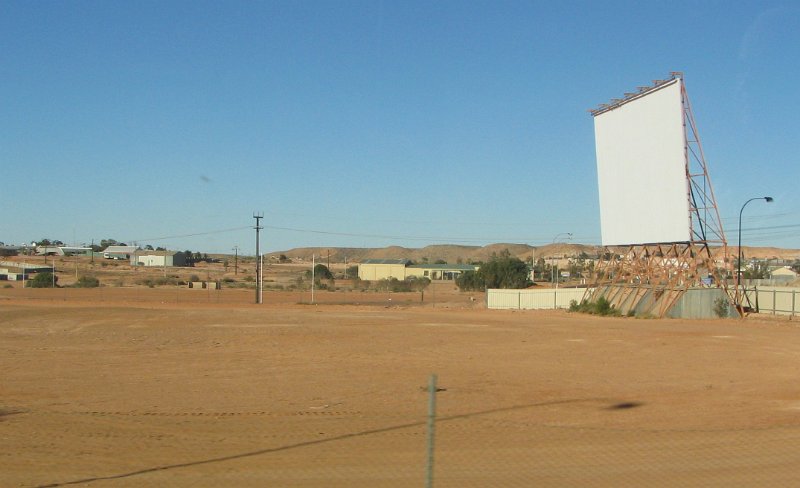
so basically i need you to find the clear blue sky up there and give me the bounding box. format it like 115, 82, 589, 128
2, 1, 798, 254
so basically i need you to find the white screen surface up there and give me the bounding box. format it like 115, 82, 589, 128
594, 79, 690, 246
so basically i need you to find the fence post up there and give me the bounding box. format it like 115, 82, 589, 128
793, 290, 796, 319
426, 374, 437, 488
554, 289, 557, 309
774, 289, 780, 315
518, 291, 521, 310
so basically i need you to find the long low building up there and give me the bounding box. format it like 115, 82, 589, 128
0, 262, 54, 281
36, 246, 92, 256
133, 251, 189, 267
358, 259, 479, 281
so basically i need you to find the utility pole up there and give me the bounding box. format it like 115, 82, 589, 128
254, 213, 263, 304
232, 246, 239, 275
311, 254, 315, 304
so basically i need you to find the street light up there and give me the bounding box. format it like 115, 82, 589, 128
552, 232, 573, 288
737, 196, 773, 302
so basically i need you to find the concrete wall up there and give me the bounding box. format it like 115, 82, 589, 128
487, 288, 590, 310
489, 285, 800, 318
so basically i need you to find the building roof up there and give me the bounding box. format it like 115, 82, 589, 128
104, 246, 138, 253
360, 259, 412, 265
0, 261, 53, 272
137, 250, 183, 256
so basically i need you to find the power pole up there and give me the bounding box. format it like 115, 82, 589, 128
311, 254, 315, 304
232, 246, 239, 275
254, 213, 263, 304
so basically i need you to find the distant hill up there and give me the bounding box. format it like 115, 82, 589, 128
265, 243, 800, 264
267, 243, 600, 264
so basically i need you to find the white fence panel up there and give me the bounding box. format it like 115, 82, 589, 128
754, 287, 800, 316
487, 288, 590, 310
487, 289, 525, 309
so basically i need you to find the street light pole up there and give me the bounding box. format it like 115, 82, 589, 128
254, 213, 263, 304
551, 232, 573, 289
232, 246, 239, 275
737, 196, 773, 308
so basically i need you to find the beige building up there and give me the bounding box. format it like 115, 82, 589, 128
358, 259, 412, 281
358, 259, 479, 281
770, 267, 798, 283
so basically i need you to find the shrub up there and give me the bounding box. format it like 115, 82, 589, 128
74, 276, 100, 288
374, 277, 431, 293
713, 297, 729, 318
569, 297, 621, 317
27, 272, 57, 288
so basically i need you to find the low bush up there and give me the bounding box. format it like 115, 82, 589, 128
713, 297, 729, 318
569, 297, 621, 317
73, 276, 100, 288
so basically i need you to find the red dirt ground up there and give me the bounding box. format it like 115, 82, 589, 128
3, 287, 800, 487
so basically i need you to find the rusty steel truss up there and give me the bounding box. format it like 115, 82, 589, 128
586, 73, 732, 318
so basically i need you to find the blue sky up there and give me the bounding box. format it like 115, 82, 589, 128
2, 1, 798, 254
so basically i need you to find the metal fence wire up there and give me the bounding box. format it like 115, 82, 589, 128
10, 386, 800, 488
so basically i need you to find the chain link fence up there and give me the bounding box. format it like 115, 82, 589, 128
8, 389, 800, 487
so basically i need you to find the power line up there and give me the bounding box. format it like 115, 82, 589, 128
124, 226, 252, 245
261, 224, 598, 246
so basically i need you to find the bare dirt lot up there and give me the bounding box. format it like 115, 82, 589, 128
3, 287, 800, 487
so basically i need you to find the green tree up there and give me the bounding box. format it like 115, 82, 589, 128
305, 264, 333, 282
479, 254, 530, 289
27, 272, 57, 288
100, 239, 119, 249
456, 251, 530, 291
456, 271, 484, 291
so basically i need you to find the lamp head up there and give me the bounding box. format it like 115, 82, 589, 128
765, 196, 774, 203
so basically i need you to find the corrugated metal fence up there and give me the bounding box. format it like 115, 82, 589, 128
487, 288, 590, 310
488, 286, 800, 316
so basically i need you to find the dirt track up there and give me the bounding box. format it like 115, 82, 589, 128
3, 287, 800, 486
